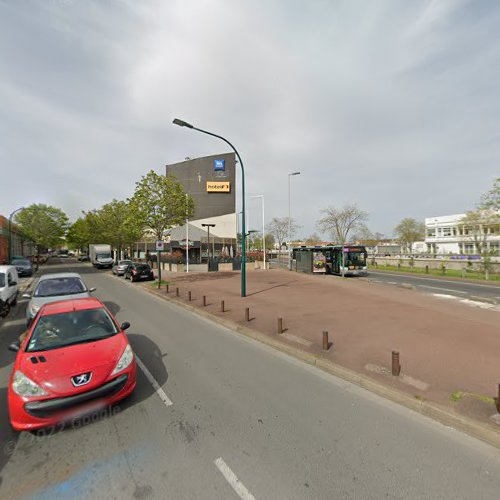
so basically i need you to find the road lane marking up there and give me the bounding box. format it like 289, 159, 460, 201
135, 355, 173, 407
368, 272, 500, 289
419, 285, 468, 294
214, 457, 256, 500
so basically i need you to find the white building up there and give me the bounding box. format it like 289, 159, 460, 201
425, 212, 500, 255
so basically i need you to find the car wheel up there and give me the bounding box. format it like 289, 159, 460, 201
1, 302, 11, 318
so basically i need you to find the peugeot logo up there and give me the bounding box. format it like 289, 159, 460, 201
71, 372, 92, 387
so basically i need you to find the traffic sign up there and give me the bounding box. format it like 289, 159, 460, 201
156, 240, 165, 251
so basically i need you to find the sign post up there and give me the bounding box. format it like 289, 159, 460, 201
156, 240, 164, 288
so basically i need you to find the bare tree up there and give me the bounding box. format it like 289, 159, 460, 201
266, 217, 299, 249
317, 204, 368, 244
394, 218, 425, 253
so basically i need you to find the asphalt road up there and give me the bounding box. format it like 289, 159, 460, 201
367, 270, 500, 301
1, 260, 500, 499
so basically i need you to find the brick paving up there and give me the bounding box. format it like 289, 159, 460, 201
148, 268, 500, 424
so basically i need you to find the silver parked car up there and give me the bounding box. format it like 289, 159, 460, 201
112, 260, 133, 276
24, 272, 96, 325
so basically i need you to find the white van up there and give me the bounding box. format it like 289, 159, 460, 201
0, 265, 19, 317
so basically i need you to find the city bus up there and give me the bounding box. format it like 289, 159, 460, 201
293, 245, 368, 276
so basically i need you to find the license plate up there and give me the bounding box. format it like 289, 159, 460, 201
141, 274, 149, 278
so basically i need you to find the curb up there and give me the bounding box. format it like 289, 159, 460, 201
142, 283, 500, 450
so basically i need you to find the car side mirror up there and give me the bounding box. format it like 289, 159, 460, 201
22, 293, 31, 299
120, 322, 130, 331
8, 341, 20, 352
89, 287, 96, 293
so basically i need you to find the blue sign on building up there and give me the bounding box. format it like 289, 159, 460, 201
214, 159, 225, 171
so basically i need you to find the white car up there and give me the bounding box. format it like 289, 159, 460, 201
0, 265, 19, 318
24, 272, 96, 325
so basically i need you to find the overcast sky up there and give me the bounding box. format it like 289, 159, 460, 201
1, 0, 499, 238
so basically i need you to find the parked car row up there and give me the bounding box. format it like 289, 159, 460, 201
112, 260, 155, 282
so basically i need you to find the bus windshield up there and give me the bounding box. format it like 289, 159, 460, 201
344, 251, 366, 267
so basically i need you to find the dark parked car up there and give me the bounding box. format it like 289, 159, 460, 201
124, 263, 155, 282
11, 258, 33, 277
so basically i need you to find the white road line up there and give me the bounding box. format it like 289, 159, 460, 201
369, 272, 500, 289
214, 457, 256, 500
135, 355, 173, 407
419, 285, 468, 294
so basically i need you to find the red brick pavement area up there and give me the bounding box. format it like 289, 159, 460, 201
147, 268, 500, 424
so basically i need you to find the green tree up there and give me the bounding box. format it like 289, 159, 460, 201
15, 204, 69, 266
130, 170, 195, 282
394, 218, 425, 254
130, 171, 195, 240
98, 199, 144, 261
479, 177, 500, 211
66, 217, 92, 251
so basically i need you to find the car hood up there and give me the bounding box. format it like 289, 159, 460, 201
17, 334, 128, 396
28, 292, 91, 316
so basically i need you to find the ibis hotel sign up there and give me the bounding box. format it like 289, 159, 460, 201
206, 181, 230, 193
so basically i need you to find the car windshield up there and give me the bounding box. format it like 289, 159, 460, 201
97, 253, 111, 259
0, 273, 5, 288
34, 277, 86, 297
119, 261, 132, 266
12, 259, 30, 266
135, 265, 150, 271
27, 308, 119, 352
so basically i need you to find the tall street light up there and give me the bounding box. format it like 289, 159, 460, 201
288, 171, 300, 269
173, 118, 248, 297
201, 223, 216, 272
250, 195, 266, 270
8, 206, 24, 264
185, 193, 189, 273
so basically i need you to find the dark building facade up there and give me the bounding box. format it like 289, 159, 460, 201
165, 152, 236, 237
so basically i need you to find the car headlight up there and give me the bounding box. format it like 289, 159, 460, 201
30, 305, 40, 317
12, 370, 48, 397
111, 344, 134, 375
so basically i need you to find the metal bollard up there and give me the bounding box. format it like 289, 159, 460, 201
496, 384, 500, 413
221, 300, 225, 312
176, 287, 179, 297
166, 284, 169, 293
245, 307, 250, 322
188, 291, 192, 301
203, 295, 207, 307
322, 331, 329, 351
392, 350, 401, 376
277, 317, 283, 334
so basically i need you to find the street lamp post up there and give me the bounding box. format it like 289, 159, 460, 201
250, 195, 266, 270
8, 207, 24, 264
288, 171, 300, 270
202, 223, 216, 272
173, 118, 248, 297
185, 193, 189, 273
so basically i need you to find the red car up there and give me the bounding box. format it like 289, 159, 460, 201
8, 297, 136, 431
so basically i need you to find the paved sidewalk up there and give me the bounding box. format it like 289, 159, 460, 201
148, 268, 500, 428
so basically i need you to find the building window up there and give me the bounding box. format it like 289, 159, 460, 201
442, 227, 452, 237
464, 244, 474, 254
426, 229, 435, 237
